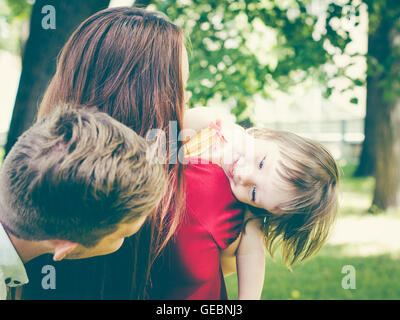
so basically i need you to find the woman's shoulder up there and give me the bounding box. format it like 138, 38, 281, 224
184, 158, 225, 181
184, 159, 232, 204
184, 159, 245, 250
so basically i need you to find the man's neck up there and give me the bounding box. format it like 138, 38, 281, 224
5, 231, 51, 263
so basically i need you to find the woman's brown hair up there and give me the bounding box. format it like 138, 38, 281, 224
246, 128, 340, 268
23, 7, 186, 299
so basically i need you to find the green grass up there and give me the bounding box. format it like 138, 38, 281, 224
338, 162, 376, 216
226, 163, 400, 300
226, 245, 400, 300
0, 147, 4, 166
338, 162, 400, 216
339, 162, 375, 194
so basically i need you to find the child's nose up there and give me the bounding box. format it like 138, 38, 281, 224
236, 165, 253, 185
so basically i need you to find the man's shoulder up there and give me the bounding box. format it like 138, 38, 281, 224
0, 222, 29, 298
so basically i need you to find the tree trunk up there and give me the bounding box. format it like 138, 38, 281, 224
354, 7, 384, 178
353, 76, 378, 177
373, 100, 400, 210
5, 0, 110, 156
356, 1, 400, 210
372, 25, 400, 210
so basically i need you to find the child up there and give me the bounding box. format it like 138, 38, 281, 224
183, 107, 339, 299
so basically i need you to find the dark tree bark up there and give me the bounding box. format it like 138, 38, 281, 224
5, 0, 110, 156
373, 100, 400, 210
355, 2, 398, 179
360, 0, 400, 210
353, 78, 378, 177
372, 25, 400, 210
354, 7, 387, 178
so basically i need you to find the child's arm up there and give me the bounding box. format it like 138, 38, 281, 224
220, 210, 266, 299
236, 211, 266, 300
182, 107, 242, 142
183, 107, 234, 133
220, 234, 241, 277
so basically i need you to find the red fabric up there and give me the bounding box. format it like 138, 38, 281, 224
150, 160, 244, 300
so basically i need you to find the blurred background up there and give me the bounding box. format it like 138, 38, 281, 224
0, 0, 399, 299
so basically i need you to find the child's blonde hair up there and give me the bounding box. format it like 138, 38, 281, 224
246, 127, 339, 268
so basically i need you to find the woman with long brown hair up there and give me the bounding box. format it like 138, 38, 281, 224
22, 6, 189, 299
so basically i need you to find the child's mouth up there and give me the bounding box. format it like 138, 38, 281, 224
227, 157, 239, 179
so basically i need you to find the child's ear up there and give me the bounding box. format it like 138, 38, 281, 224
50, 240, 78, 261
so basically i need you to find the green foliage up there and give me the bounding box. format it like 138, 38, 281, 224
364, 0, 400, 103
0, 0, 32, 54
4, 0, 398, 116
4, 0, 32, 21
150, 0, 362, 119
350, 97, 358, 104
0, 147, 4, 166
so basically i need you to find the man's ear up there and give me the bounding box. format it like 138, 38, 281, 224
50, 240, 78, 261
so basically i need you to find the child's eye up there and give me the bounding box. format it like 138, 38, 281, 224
259, 157, 265, 169
251, 186, 256, 202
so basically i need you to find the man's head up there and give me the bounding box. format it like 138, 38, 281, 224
0, 105, 166, 260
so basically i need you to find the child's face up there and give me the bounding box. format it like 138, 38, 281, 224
221, 136, 291, 213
